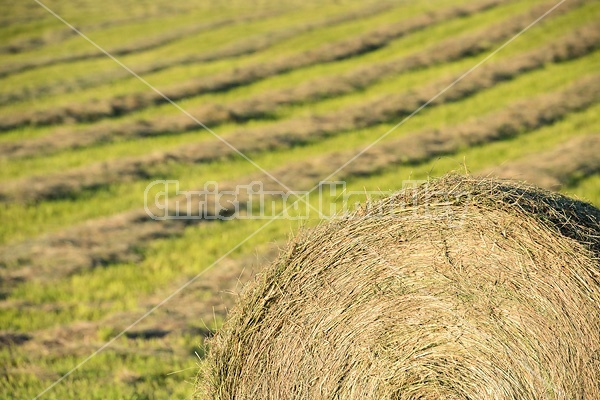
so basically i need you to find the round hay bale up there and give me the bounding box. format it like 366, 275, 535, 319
197, 174, 600, 399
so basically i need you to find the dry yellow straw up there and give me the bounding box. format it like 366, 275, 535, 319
198, 174, 600, 399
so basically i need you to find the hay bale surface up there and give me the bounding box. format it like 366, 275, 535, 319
198, 175, 600, 399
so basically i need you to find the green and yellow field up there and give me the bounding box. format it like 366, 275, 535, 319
0, 0, 599, 398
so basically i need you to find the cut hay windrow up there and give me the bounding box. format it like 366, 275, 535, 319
1, 76, 596, 284
1, 28, 597, 203
0, 0, 503, 131
2, 0, 584, 159
0, 208, 189, 284
0, 2, 262, 56
3, 245, 279, 356
0, 2, 396, 105
0, 10, 285, 80
265, 74, 600, 189
0, 1, 207, 51
0, 18, 145, 56
197, 174, 600, 399
481, 134, 600, 189
0, 28, 78, 55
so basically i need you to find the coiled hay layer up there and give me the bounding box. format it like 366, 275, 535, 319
199, 175, 600, 399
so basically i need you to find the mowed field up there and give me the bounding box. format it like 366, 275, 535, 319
1, 0, 599, 398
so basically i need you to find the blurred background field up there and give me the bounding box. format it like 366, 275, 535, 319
0, 0, 599, 398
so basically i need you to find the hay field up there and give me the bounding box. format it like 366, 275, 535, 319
0, 0, 599, 398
